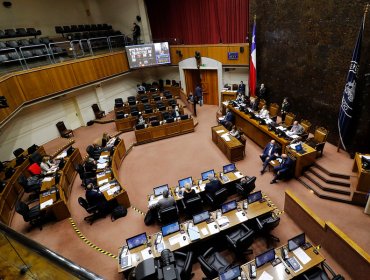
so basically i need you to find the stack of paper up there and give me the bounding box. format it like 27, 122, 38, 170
217, 216, 230, 228
169, 234, 181, 245
56, 151, 67, 159
293, 247, 311, 264
207, 222, 220, 234
97, 163, 107, 169
221, 133, 231, 141
43, 177, 54, 182
99, 183, 111, 192
236, 211, 248, 222
98, 178, 109, 186
216, 129, 225, 133
40, 199, 53, 210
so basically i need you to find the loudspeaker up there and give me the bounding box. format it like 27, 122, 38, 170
3, 1, 12, 8
240, 47, 244, 53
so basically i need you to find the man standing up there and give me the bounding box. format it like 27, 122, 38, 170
260, 140, 278, 174
238, 81, 246, 95
132, 22, 141, 44
280, 97, 291, 123
195, 84, 203, 106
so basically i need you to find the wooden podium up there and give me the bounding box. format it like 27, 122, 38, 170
352, 153, 370, 192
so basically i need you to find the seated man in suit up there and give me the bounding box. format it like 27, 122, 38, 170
270, 154, 294, 184
85, 183, 109, 213
260, 140, 278, 174
286, 121, 304, 136
219, 108, 234, 126
205, 175, 221, 196
137, 115, 146, 126
84, 158, 97, 173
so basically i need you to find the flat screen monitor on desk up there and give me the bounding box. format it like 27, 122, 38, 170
247, 190, 262, 204
161, 221, 180, 237
223, 163, 236, 174
153, 184, 169, 197
126, 232, 148, 250
219, 266, 241, 280
288, 233, 306, 251
193, 211, 210, 225
178, 177, 192, 188
201, 169, 215, 181
221, 200, 237, 214
255, 248, 276, 268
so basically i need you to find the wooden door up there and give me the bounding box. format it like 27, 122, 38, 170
200, 70, 218, 105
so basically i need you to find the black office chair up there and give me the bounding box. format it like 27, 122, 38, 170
78, 197, 102, 225
236, 176, 256, 198
226, 224, 254, 258
29, 151, 43, 164
13, 148, 24, 158
174, 251, 194, 280
256, 213, 281, 246
296, 262, 345, 280
128, 96, 136, 105
116, 111, 125, 119
75, 164, 96, 187
205, 187, 228, 209
115, 98, 124, 108
15, 201, 44, 231
181, 194, 203, 217
198, 247, 231, 279
158, 205, 179, 224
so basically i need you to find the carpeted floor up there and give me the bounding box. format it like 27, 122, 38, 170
10, 104, 369, 280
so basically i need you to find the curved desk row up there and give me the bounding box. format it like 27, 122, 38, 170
135, 118, 195, 145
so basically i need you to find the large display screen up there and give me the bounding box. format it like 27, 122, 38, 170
125, 42, 171, 68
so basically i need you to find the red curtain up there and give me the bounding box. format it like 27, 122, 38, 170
145, 0, 249, 44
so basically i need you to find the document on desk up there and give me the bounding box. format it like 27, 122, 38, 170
169, 234, 181, 246
290, 134, 300, 139
216, 129, 225, 133
216, 216, 230, 228
96, 172, 106, 178
258, 271, 273, 280
235, 211, 248, 222
42, 176, 54, 182
207, 222, 220, 234
99, 183, 111, 192
107, 186, 119, 196
201, 227, 209, 236
141, 247, 153, 260
179, 234, 189, 247
56, 151, 67, 159
188, 226, 201, 241
98, 178, 109, 186
277, 126, 287, 131
234, 171, 243, 179
293, 247, 311, 264
221, 133, 231, 141
97, 163, 107, 169
40, 199, 53, 210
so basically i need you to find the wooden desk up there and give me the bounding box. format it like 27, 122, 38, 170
352, 153, 370, 192
135, 118, 195, 145
211, 125, 244, 162
121, 196, 274, 274
286, 144, 317, 177
221, 90, 238, 102
227, 105, 291, 153
211, 244, 326, 280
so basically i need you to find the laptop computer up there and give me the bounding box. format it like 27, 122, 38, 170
295, 143, 305, 154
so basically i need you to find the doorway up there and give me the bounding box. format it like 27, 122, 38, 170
184, 69, 219, 105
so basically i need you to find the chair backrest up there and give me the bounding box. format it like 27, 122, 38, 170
13, 148, 24, 157
237, 228, 255, 247
285, 112, 295, 126
269, 103, 279, 116
314, 127, 329, 143
91, 104, 101, 113
300, 119, 312, 133
18, 174, 28, 188
213, 187, 228, 205
237, 176, 256, 197
159, 205, 178, 224
185, 195, 203, 214
56, 121, 67, 133
15, 201, 30, 220
78, 197, 89, 211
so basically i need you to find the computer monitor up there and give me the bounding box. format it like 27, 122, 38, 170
288, 233, 306, 251
219, 266, 241, 280
201, 169, 215, 181
223, 163, 236, 173
151, 120, 160, 126
255, 248, 276, 268
178, 177, 192, 188
295, 143, 303, 152
166, 117, 174, 123
126, 232, 147, 250
158, 106, 166, 111
247, 190, 262, 204
161, 221, 180, 237
128, 100, 136, 106
221, 200, 237, 214
145, 108, 153, 114
153, 184, 169, 197
136, 124, 145, 130
131, 110, 139, 117
192, 211, 210, 225
180, 114, 189, 120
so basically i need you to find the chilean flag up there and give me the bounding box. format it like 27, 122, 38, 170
249, 17, 257, 97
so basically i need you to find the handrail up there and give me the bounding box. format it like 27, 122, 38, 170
0, 222, 103, 280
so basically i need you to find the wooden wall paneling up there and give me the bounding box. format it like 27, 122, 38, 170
71, 60, 99, 85
208, 46, 228, 64
16, 70, 55, 100
0, 76, 26, 122
47, 64, 79, 93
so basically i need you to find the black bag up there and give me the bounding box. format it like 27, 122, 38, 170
144, 207, 156, 226
111, 205, 127, 221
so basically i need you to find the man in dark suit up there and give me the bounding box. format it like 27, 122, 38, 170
260, 140, 279, 174
205, 175, 221, 196
85, 183, 108, 212
270, 154, 294, 184
220, 108, 234, 126
238, 81, 246, 95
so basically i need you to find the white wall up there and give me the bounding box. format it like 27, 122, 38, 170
0, 0, 103, 36
222, 67, 249, 89
0, 66, 179, 161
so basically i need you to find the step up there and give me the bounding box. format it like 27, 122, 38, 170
303, 172, 351, 196
313, 163, 351, 179
309, 166, 351, 187
297, 177, 352, 204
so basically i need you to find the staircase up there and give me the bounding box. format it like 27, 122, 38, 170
297, 162, 361, 205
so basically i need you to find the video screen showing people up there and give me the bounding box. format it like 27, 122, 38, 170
125, 42, 170, 69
